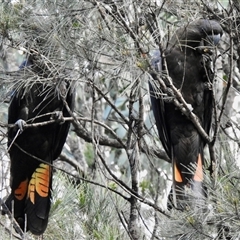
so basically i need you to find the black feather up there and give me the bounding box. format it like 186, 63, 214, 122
3, 59, 74, 235
149, 19, 223, 209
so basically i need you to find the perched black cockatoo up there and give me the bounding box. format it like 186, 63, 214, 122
3, 57, 74, 235
149, 19, 222, 209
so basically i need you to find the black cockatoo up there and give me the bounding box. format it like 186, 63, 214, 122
3, 57, 74, 235
149, 19, 222, 209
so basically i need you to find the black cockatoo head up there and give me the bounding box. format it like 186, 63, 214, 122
170, 19, 223, 52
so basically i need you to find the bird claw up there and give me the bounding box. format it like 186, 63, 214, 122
163, 95, 174, 103
163, 88, 174, 103
51, 111, 65, 124
204, 82, 212, 90
15, 119, 26, 133
202, 53, 212, 64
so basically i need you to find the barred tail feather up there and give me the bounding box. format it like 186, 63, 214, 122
25, 163, 52, 235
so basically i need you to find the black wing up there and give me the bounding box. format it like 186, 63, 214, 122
4, 61, 74, 235
149, 49, 171, 158
149, 19, 222, 209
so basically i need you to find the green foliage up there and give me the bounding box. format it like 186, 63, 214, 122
84, 143, 95, 167
140, 180, 151, 194
45, 171, 129, 240
1, 0, 240, 239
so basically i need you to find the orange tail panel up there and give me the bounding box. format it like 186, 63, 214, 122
193, 154, 203, 182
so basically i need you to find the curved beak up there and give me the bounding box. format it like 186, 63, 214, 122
207, 33, 222, 45
150, 50, 162, 72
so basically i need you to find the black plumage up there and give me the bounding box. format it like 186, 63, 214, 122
149, 19, 223, 209
3, 58, 74, 235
